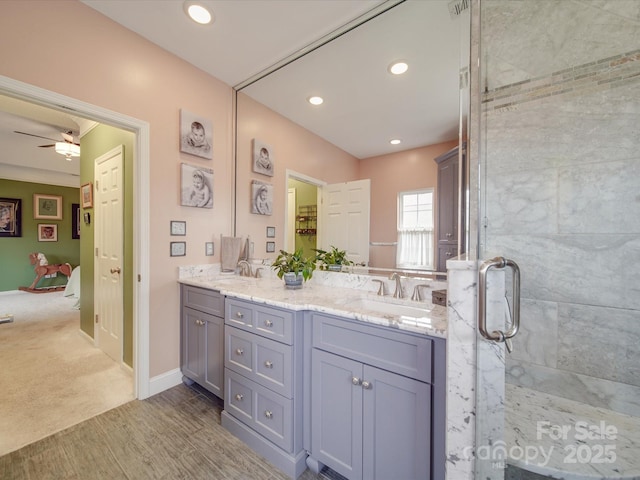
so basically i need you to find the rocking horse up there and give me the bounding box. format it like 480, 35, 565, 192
22, 252, 72, 292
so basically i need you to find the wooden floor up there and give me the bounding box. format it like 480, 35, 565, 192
0, 383, 338, 480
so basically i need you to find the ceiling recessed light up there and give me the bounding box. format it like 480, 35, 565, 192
308, 96, 324, 106
388, 61, 409, 75
390, 139, 402, 145
184, 2, 213, 25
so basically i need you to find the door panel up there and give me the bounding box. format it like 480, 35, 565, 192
95, 146, 124, 363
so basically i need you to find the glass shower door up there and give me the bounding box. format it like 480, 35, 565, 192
476, 1, 640, 479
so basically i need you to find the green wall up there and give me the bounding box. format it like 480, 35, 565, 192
80, 125, 135, 367
0, 180, 80, 291
289, 178, 317, 259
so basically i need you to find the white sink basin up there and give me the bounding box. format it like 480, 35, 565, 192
350, 297, 430, 319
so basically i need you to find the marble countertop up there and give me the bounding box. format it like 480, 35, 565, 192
179, 274, 447, 338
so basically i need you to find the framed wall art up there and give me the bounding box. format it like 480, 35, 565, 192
37, 224, 57, 242
170, 220, 186, 236
252, 139, 274, 177
170, 241, 186, 257
266, 241, 276, 253
34, 194, 62, 220
251, 180, 273, 216
81, 183, 93, 208
180, 163, 213, 208
180, 109, 213, 160
72, 203, 80, 239
266, 226, 275, 238
0, 197, 21, 238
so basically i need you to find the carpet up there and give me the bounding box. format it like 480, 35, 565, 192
0, 290, 134, 456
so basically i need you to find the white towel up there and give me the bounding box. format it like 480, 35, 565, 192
220, 236, 243, 272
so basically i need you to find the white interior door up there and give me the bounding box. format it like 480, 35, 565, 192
94, 145, 124, 363
321, 179, 370, 266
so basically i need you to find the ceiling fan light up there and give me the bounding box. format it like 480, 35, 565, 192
55, 142, 80, 158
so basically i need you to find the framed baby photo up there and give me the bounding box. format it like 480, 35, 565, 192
0, 197, 21, 238
34, 193, 62, 220
180, 109, 213, 160
252, 139, 274, 177
38, 224, 58, 242
180, 163, 213, 209
251, 180, 273, 216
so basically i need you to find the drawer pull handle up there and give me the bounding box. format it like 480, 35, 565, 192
235, 393, 243, 401
351, 377, 362, 386
264, 410, 273, 419
362, 381, 372, 390
235, 348, 244, 355
264, 360, 273, 369
264, 319, 273, 327
235, 311, 244, 319
195, 319, 204, 326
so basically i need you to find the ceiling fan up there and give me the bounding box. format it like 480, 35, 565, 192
13, 130, 80, 160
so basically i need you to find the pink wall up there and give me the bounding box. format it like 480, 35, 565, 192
0, 1, 233, 377
236, 93, 359, 254
359, 141, 458, 269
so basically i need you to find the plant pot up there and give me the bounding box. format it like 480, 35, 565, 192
283, 272, 304, 289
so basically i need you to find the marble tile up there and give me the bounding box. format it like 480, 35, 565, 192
508, 299, 558, 369
506, 360, 640, 417
557, 303, 640, 387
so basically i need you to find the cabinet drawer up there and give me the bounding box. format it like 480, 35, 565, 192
182, 285, 224, 317
311, 313, 433, 383
226, 298, 294, 344
225, 326, 293, 397
225, 368, 293, 453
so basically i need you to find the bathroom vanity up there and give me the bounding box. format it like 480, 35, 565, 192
179, 272, 447, 479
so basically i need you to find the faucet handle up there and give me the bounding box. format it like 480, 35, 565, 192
372, 279, 386, 296
411, 284, 429, 302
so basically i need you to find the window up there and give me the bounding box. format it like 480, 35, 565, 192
396, 189, 434, 270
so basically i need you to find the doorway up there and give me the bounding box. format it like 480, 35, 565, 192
0, 76, 151, 399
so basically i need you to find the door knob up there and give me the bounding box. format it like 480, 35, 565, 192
110, 267, 121, 274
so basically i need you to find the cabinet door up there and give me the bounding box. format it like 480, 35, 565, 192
182, 306, 205, 384
311, 349, 363, 480
204, 314, 224, 398
362, 365, 431, 480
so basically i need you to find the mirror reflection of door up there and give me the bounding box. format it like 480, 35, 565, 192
287, 176, 318, 259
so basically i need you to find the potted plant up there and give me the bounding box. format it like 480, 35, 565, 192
314, 245, 353, 271
271, 248, 316, 289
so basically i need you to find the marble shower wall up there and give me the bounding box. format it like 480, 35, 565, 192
480, 1, 640, 417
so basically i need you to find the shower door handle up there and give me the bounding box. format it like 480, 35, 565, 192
478, 257, 520, 348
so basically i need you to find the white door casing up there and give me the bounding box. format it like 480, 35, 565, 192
94, 145, 124, 363
321, 179, 371, 266
287, 188, 296, 251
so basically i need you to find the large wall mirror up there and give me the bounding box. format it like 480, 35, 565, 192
234, 0, 470, 274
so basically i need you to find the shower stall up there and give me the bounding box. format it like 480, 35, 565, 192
473, 1, 640, 478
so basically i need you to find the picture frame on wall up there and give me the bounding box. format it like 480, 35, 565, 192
0, 197, 21, 238
72, 203, 80, 239
33, 194, 62, 220
81, 182, 93, 208
266, 241, 275, 253
180, 163, 214, 208
170, 220, 186, 236
170, 241, 186, 257
251, 180, 273, 216
180, 109, 213, 160
252, 139, 274, 177
266, 226, 275, 238
37, 224, 57, 242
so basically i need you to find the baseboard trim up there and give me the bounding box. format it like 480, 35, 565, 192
77, 328, 95, 345
148, 368, 182, 397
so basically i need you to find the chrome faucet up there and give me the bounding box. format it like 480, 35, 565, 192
237, 260, 251, 277
254, 267, 264, 278
372, 279, 386, 296
389, 272, 403, 298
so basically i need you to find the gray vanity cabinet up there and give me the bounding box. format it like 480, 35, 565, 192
221, 297, 307, 479
306, 312, 445, 480
180, 285, 225, 399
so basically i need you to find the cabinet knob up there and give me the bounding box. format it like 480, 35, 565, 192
195, 319, 204, 326
264, 360, 273, 369
235, 311, 244, 319
446, 252, 453, 257
362, 381, 372, 390
235, 348, 244, 355
446, 233, 453, 238
264, 410, 273, 419
351, 377, 362, 386
234, 393, 243, 401
264, 319, 273, 327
